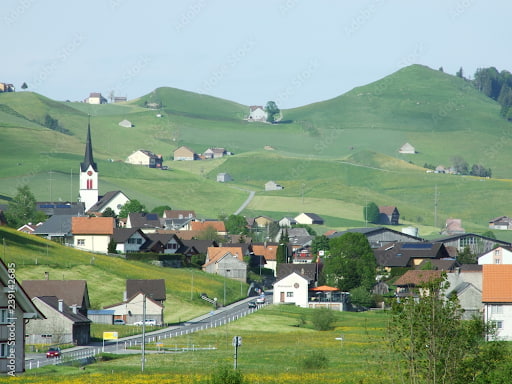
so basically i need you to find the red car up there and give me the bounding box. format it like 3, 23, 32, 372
46, 347, 61, 358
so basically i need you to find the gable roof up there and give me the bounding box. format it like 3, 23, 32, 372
33, 214, 74, 236
163, 210, 196, 219
35, 296, 91, 323
72, 216, 115, 235
432, 233, 511, 247
276, 263, 319, 283
393, 270, 444, 287
126, 279, 166, 302
112, 227, 148, 243
251, 242, 279, 261
87, 190, 129, 213
482, 264, 512, 303
181, 239, 218, 254
374, 242, 451, 267
379, 206, 398, 215
127, 212, 162, 229
23, 279, 90, 310
190, 220, 226, 232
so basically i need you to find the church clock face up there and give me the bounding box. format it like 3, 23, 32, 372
87, 171, 93, 176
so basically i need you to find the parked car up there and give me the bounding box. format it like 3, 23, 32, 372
256, 296, 266, 305
133, 319, 157, 326
46, 347, 61, 358
113, 319, 126, 325
248, 301, 257, 309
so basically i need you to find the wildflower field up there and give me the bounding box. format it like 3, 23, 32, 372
16, 306, 395, 384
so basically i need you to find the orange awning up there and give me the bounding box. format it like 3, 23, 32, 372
310, 285, 339, 291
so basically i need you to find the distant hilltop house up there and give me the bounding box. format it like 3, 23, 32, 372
203, 147, 227, 159
84, 92, 107, 104
126, 149, 163, 168
118, 119, 133, 128
173, 146, 197, 161
0, 82, 15, 92
294, 213, 324, 225
114, 96, 127, 103
398, 142, 416, 154
247, 106, 267, 122
217, 173, 233, 182
489, 216, 512, 230
442, 218, 465, 235
265, 181, 283, 191
379, 206, 400, 225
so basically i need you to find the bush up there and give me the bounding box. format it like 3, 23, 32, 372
311, 307, 336, 331
208, 366, 246, 384
301, 350, 329, 370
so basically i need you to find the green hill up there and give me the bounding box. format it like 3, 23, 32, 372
1, 64, 512, 238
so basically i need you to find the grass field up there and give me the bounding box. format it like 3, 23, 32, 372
18, 306, 393, 384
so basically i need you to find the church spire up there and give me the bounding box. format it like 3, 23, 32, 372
80, 116, 97, 172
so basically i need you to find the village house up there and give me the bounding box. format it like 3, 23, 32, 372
84, 92, 107, 104
374, 242, 452, 270
398, 142, 416, 154
71, 216, 115, 254
482, 264, 512, 340
378, 206, 400, 225
247, 106, 267, 122
173, 146, 197, 161
216, 173, 233, 182
0, 259, 44, 374
125, 150, 163, 168
478, 246, 512, 265
203, 147, 226, 159
294, 212, 324, 225
203, 246, 249, 282
0, 83, 15, 92
112, 228, 149, 253
87, 190, 131, 216
488, 216, 512, 230
265, 181, 284, 191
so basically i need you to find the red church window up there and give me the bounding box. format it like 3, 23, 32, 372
87, 179, 93, 189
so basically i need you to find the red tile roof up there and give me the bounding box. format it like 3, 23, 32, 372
190, 221, 226, 232
393, 270, 443, 286
482, 264, 512, 303
72, 216, 115, 235
252, 243, 278, 261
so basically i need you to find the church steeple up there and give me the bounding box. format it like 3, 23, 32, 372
80, 117, 97, 172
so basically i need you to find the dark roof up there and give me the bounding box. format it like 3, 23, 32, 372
460, 264, 483, 272
23, 280, 90, 310
36, 296, 91, 324
33, 214, 74, 236
126, 279, 166, 302
87, 190, 126, 213
112, 227, 148, 243
301, 213, 324, 223
328, 227, 424, 243
374, 242, 451, 267
128, 212, 162, 229
80, 122, 97, 172
432, 233, 511, 247
417, 258, 460, 271
35, 202, 85, 217
181, 239, 218, 254
276, 263, 320, 283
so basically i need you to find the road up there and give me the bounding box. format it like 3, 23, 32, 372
26, 293, 273, 370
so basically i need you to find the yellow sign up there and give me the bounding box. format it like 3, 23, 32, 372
103, 331, 119, 340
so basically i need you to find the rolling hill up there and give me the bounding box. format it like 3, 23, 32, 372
1, 64, 512, 238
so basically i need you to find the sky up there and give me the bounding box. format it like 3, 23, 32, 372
2, 1, 511, 109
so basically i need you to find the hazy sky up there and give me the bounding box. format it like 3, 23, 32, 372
3, 1, 510, 108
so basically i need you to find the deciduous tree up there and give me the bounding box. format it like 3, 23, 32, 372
118, 199, 146, 218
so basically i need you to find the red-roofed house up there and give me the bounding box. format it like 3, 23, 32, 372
378, 206, 400, 225
252, 243, 279, 275
71, 216, 115, 253
203, 246, 248, 281
190, 221, 227, 235
483, 264, 512, 340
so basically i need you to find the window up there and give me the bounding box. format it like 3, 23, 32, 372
0, 309, 7, 324
495, 258, 502, 264
77, 239, 85, 246
491, 305, 503, 314
286, 292, 294, 298
494, 320, 504, 329
0, 343, 8, 358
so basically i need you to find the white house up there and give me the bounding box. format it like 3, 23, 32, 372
113, 228, 149, 253
84, 92, 107, 104
398, 142, 416, 154
118, 119, 133, 128
125, 150, 163, 168
87, 190, 131, 216
478, 247, 512, 265
217, 173, 233, 183
483, 264, 512, 340
265, 181, 283, 191
294, 213, 324, 225
104, 292, 164, 326
71, 217, 115, 254
273, 272, 309, 308
247, 106, 267, 122
278, 217, 297, 228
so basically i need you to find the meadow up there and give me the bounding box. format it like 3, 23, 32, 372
17, 306, 393, 384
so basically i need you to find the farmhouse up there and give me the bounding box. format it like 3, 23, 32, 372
247, 106, 267, 122
294, 213, 324, 225
265, 181, 283, 191
489, 216, 512, 230
84, 92, 107, 104
71, 216, 115, 253
378, 206, 400, 225
482, 264, 512, 340
173, 146, 197, 161
125, 150, 163, 168
398, 142, 416, 154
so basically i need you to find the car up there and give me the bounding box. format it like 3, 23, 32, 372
248, 301, 257, 309
113, 319, 126, 325
256, 296, 266, 305
46, 347, 61, 358
133, 319, 157, 326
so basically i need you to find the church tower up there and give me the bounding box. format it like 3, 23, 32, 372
79, 119, 99, 211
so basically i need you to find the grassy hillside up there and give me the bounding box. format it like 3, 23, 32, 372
0, 227, 247, 322
1, 64, 512, 237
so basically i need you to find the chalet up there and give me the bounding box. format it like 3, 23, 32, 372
126, 212, 162, 233
398, 142, 416, 154
112, 228, 149, 253
87, 190, 130, 216
84, 92, 107, 104
489, 216, 512, 230
247, 106, 267, 122
71, 216, 115, 254
173, 146, 197, 161
378, 206, 400, 225
203, 147, 226, 159
0, 259, 44, 374
265, 181, 284, 191
294, 213, 324, 225
125, 150, 163, 168
144, 233, 183, 254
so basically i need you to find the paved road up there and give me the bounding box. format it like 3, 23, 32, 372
232, 188, 255, 214
26, 293, 272, 370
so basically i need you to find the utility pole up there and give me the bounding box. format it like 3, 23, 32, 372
48, 171, 55, 201
141, 294, 146, 372
434, 185, 439, 229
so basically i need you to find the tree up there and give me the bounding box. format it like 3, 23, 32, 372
21, 82, 28, 90
363, 202, 380, 224
451, 155, 469, 174
311, 235, 330, 256
388, 274, 488, 384
456, 66, 464, 78
223, 214, 248, 235
264, 101, 280, 123
196, 225, 224, 242
151, 205, 172, 217
5, 185, 46, 228
457, 246, 477, 264
349, 286, 374, 307
102, 207, 117, 218
118, 199, 146, 218
107, 238, 118, 254
324, 232, 376, 291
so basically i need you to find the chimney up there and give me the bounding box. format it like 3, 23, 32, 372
58, 299, 63, 312
44, 271, 49, 280
123, 291, 127, 301
71, 304, 77, 314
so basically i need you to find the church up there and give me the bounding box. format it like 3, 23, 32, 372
79, 120, 130, 215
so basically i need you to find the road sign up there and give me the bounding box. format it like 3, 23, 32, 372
232, 336, 242, 347
103, 331, 118, 340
